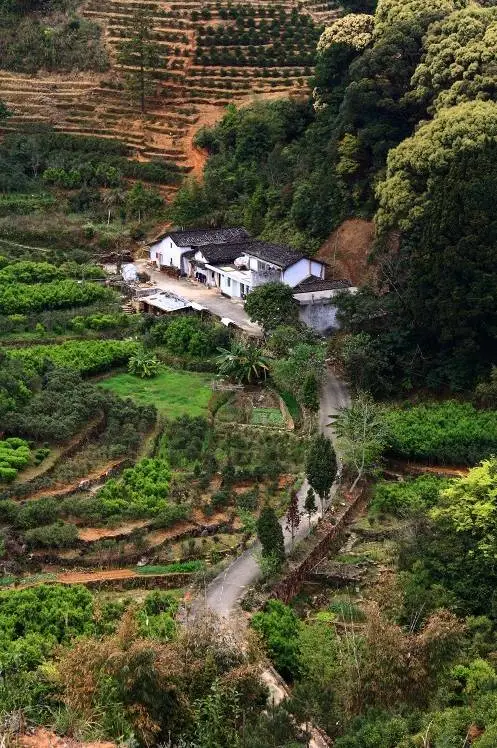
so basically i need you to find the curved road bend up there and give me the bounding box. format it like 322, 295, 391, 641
200, 368, 350, 618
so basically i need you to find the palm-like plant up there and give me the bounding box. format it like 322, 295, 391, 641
216, 341, 269, 384
128, 352, 161, 379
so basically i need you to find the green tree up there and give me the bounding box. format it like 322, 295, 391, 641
117, 9, 162, 113
272, 344, 326, 405
285, 491, 301, 549
256, 505, 285, 562
375, 101, 497, 389
301, 373, 319, 412
245, 282, 299, 333
304, 487, 317, 528
251, 600, 301, 680
410, 5, 497, 113
332, 393, 386, 491
125, 182, 163, 222
305, 433, 337, 516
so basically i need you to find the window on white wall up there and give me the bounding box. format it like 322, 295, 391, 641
227, 277, 231, 287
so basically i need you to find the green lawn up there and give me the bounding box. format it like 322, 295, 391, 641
98, 368, 213, 418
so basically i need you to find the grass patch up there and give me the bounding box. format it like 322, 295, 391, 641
251, 407, 285, 427
135, 561, 204, 575
98, 367, 213, 418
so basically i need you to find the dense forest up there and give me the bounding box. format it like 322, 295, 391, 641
173, 0, 497, 393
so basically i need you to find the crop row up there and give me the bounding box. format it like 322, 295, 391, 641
8, 339, 140, 376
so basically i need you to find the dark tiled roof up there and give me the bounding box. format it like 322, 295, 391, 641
196, 242, 249, 264
293, 277, 352, 293
167, 227, 250, 247
238, 240, 304, 269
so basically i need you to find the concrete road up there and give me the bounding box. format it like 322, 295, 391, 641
201, 367, 350, 617
135, 261, 262, 336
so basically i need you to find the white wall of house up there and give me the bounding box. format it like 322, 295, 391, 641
149, 237, 190, 272
282, 258, 325, 287
220, 273, 239, 298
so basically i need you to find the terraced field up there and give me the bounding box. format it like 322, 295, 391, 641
0, 0, 341, 177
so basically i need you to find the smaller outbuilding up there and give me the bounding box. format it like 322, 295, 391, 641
292, 277, 357, 334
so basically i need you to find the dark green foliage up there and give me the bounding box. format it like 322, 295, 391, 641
272, 344, 326, 408
158, 415, 209, 468
370, 475, 449, 518
256, 505, 285, 561
171, 100, 344, 250
2, 367, 105, 441
0, 130, 179, 196
0, 349, 32, 421
147, 314, 230, 357
0, 5, 108, 74
251, 599, 301, 680
216, 341, 269, 384
245, 282, 299, 333
384, 402, 497, 465
301, 373, 319, 412
306, 433, 337, 511
24, 521, 78, 548
304, 487, 317, 525
236, 487, 259, 511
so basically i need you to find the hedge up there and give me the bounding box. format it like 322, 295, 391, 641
384, 401, 497, 465
8, 339, 140, 376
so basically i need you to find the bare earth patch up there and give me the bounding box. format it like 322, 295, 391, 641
317, 218, 375, 286
19, 728, 115, 747
78, 520, 149, 542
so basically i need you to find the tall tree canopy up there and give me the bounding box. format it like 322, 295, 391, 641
373, 101, 497, 388
410, 5, 497, 113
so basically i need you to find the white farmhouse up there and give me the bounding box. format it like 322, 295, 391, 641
188, 239, 325, 300
148, 228, 356, 333
148, 227, 249, 274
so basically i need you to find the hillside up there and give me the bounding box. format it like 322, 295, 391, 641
0, 0, 340, 177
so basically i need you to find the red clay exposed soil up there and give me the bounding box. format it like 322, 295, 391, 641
389, 461, 470, 478
78, 520, 149, 542
56, 568, 138, 584
22, 458, 125, 502
19, 728, 115, 747
317, 218, 375, 286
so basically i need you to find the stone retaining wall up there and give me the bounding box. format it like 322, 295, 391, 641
270, 486, 368, 604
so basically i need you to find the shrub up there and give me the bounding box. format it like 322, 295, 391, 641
91, 458, 177, 521
24, 521, 79, 548
8, 339, 139, 376
384, 402, 497, 465
370, 475, 450, 518
210, 488, 231, 510
0, 437, 32, 480
251, 600, 301, 680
